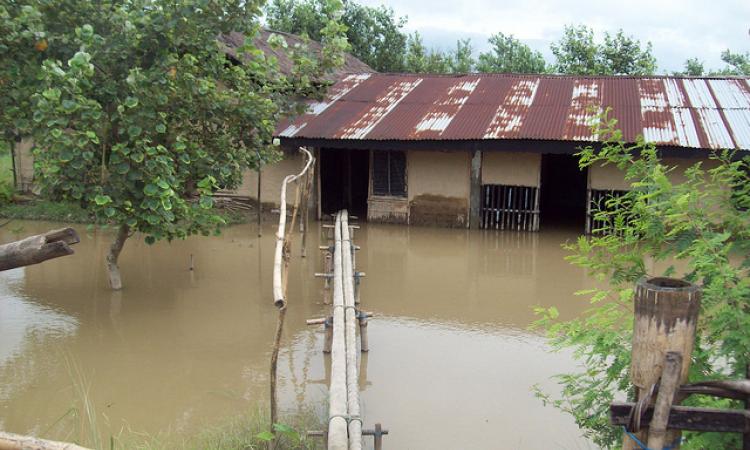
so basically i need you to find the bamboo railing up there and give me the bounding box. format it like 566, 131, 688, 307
324, 210, 365, 449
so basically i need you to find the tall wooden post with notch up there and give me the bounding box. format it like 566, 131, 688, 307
469, 149, 482, 229
622, 277, 701, 450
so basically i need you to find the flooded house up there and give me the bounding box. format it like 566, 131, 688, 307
241, 73, 750, 232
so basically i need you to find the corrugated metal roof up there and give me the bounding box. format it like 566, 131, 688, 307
275, 73, 750, 151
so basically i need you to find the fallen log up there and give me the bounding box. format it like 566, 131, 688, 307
0, 431, 91, 450
0, 228, 79, 271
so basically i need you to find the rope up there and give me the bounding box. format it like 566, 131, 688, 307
622, 427, 682, 450
328, 414, 362, 424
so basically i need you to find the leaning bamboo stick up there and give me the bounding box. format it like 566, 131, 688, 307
270, 147, 314, 437
328, 212, 348, 450
272, 147, 314, 309
341, 211, 363, 450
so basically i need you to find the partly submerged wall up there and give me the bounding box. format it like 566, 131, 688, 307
588, 156, 723, 191
406, 150, 470, 228
482, 152, 540, 187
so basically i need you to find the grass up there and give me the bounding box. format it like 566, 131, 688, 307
96, 407, 323, 450
0, 199, 95, 223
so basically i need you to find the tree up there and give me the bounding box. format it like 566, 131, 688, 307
550, 25, 600, 75
678, 57, 705, 76
265, 0, 407, 72
5, 0, 345, 289
551, 25, 656, 75
718, 49, 750, 75
600, 30, 656, 75
449, 38, 474, 73
476, 32, 547, 73
535, 112, 750, 449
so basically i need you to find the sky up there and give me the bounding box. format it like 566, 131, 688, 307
355, 0, 750, 73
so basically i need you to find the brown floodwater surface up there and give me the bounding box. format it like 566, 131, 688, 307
0, 220, 596, 449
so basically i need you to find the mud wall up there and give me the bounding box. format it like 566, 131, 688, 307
482, 152, 541, 187
234, 150, 304, 207
589, 156, 720, 191
11, 138, 35, 193
407, 150, 470, 227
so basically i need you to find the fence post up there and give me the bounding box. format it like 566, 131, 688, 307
623, 277, 701, 450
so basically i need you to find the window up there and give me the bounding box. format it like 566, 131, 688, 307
372, 150, 406, 197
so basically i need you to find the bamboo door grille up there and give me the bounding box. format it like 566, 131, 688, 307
586, 189, 630, 235
481, 184, 540, 231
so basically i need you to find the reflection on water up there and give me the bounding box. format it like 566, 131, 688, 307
0, 220, 595, 449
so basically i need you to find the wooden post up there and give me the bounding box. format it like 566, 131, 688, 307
647, 352, 683, 450
359, 313, 369, 352
0, 228, 79, 271
623, 277, 700, 450
745, 363, 750, 450
324, 317, 333, 353
469, 149, 482, 230
373, 423, 384, 450
257, 156, 262, 238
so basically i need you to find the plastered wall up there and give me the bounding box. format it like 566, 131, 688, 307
482, 152, 541, 187
588, 156, 722, 191
406, 150, 470, 227
234, 151, 305, 206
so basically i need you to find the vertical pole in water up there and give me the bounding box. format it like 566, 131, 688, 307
257, 149, 263, 238
623, 277, 700, 450
585, 188, 592, 235
745, 363, 750, 450
470, 149, 482, 230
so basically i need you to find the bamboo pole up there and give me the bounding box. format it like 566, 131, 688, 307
0, 432, 90, 450
341, 211, 363, 450
623, 277, 700, 450
328, 212, 348, 450
269, 147, 314, 438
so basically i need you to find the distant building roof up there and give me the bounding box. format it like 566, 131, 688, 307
219, 29, 374, 80
276, 73, 750, 151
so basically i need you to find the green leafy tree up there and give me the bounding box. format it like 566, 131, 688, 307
718, 49, 750, 75
677, 57, 705, 76
265, 0, 407, 72
476, 32, 547, 73
550, 25, 600, 74
551, 25, 656, 75
403, 32, 469, 73
449, 38, 474, 73
4, 0, 345, 289
0, 3, 47, 162
535, 112, 750, 449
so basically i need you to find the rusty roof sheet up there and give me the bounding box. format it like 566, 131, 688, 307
275, 73, 750, 151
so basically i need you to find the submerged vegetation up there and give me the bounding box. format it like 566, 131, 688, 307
535, 112, 750, 449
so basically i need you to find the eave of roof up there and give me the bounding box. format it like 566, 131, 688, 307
275, 72, 750, 152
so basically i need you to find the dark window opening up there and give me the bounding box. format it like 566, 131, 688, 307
320, 148, 369, 216
539, 154, 588, 230
372, 150, 406, 197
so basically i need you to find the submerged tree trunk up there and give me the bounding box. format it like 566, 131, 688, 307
106, 224, 130, 290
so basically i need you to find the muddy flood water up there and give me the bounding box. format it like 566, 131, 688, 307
0, 220, 598, 449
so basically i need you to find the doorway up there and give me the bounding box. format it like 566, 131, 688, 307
539, 154, 588, 230
320, 148, 370, 217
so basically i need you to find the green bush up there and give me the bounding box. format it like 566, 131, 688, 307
534, 112, 750, 449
